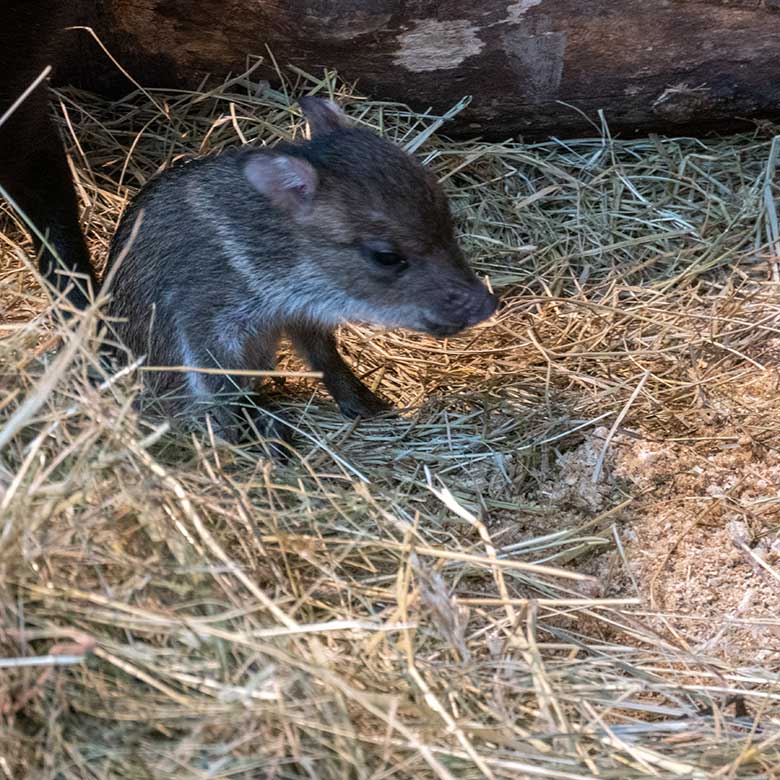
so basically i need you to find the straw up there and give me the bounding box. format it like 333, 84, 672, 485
1, 61, 778, 778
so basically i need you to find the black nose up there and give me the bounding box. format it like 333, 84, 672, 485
465, 287, 498, 326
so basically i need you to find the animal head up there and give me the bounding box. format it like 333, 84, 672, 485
241, 97, 497, 336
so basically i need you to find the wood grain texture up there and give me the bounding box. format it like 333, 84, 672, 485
57, 0, 780, 138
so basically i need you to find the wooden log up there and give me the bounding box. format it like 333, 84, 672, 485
56, 0, 780, 138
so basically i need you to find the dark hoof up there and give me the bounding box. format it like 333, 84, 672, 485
337, 388, 394, 419
240, 404, 295, 461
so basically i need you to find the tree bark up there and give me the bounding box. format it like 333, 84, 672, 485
61, 0, 780, 138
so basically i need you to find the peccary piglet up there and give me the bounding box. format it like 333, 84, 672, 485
105, 97, 497, 445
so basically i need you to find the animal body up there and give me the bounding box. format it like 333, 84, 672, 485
106, 98, 498, 444
0, 2, 98, 307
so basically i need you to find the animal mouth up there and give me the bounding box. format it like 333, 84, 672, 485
420, 318, 469, 338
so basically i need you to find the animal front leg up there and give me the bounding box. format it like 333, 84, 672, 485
180, 367, 289, 454
177, 367, 241, 443
0, 85, 96, 308
288, 323, 391, 418
225, 333, 293, 453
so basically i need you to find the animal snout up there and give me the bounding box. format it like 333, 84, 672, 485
423, 281, 497, 337
464, 285, 498, 326
445, 283, 497, 326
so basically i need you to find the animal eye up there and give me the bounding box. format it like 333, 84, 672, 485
362, 242, 408, 270
372, 250, 406, 267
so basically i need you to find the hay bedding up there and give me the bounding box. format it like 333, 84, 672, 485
1, 62, 779, 777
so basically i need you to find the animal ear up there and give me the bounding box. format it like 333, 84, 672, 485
299, 96, 351, 136
242, 153, 318, 214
